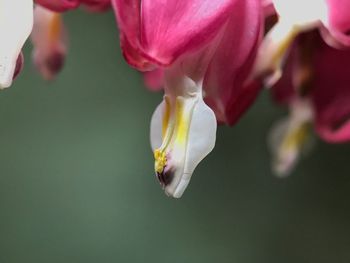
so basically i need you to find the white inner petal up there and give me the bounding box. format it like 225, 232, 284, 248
273, 0, 328, 27
268, 99, 313, 177
150, 69, 217, 198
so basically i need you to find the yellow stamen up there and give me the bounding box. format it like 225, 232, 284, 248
162, 96, 171, 138
282, 122, 310, 151
271, 25, 300, 70
154, 96, 197, 174
48, 13, 61, 43
174, 97, 188, 145
154, 149, 167, 174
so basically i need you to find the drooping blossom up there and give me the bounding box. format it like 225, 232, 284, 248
112, 0, 262, 197
254, 0, 350, 86
0, 0, 33, 88
269, 31, 350, 175
31, 1, 110, 81
31, 6, 67, 80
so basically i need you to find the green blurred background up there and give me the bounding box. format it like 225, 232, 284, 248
1, 9, 350, 263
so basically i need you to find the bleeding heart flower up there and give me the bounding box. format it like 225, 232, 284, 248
0, 0, 33, 88
31, 6, 67, 80
112, 0, 262, 197
254, 0, 350, 86
269, 30, 350, 175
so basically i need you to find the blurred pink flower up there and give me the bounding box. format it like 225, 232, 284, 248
272, 31, 350, 143
254, 0, 350, 86
31, 1, 111, 81
269, 31, 350, 175
31, 6, 67, 80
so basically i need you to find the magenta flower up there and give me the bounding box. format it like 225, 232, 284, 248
269, 31, 350, 175
112, 0, 262, 197
308, 39, 350, 143
254, 0, 350, 86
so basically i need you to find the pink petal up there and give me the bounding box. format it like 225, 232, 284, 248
81, 0, 111, 12
143, 69, 164, 91
310, 36, 350, 142
323, 0, 350, 47
202, 0, 263, 125
119, 33, 155, 71
263, 0, 276, 17
112, 0, 242, 69
35, 0, 80, 12
315, 100, 350, 143
274, 31, 350, 143
112, 0, 152, 70
140, 0, 240, 66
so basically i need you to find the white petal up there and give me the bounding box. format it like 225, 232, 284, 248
268, 117, 298, 177
273, 0, 328, 27
150, 100, 164, 151
150, 72, 217, 198
0, 0, 33, 88
252, 20, 299, 86
169, 98, 216, 198
268, 99, 313, 177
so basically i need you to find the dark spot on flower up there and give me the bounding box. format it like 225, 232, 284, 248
264, 14, 278, 34
46, 52, 65, 75
155, 166, 174, 187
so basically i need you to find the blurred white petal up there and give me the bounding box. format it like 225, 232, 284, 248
0, 0, 33, 88
268, 99, 314, 177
